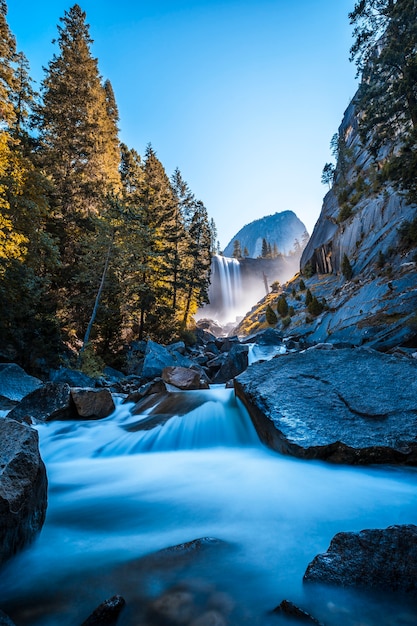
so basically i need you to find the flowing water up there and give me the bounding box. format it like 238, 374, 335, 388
0, 388, 416, 625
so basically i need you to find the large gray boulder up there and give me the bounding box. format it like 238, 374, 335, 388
212, 344, 249, 384
7, 382, 76, 423
0, 418, 47, 565
235, 348, 417, 464
0, 363, 42, 409
304, 525, 417, 593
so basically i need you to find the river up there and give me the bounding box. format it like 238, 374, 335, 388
0, 388, 416, 625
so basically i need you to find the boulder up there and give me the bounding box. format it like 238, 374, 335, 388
71, 388, 115, 420
123, 378, 167, 404
80, 595, 126, 626
141, 340, 177, 379
235, 348, 417, 464
273, 600, 322, 624
0, 418, 47, 565
304, 524, 417, 594
212, 344, 249, 384
7, 382, 76, 423
50, 367, 97, 388
162, 366, 201, 390
0, 363, 42, 409
241, 328, 283, 346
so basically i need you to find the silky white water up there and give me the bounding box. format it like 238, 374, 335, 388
0, 389, 416, 625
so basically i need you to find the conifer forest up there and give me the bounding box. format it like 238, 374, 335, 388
0, 2, 215, 375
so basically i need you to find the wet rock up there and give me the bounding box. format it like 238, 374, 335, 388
162, 367, 201, 390
304, 524, 417, 593
71, 388, 115, 420
273, 600, 322, 624
235, 348, 417, 464
50, 367, 97, 388
212, 344, 249, 384
0, 418, 47, 565
80, 595, 126, 625
0, 363, 42, 409
7, 382, 76, 423
124, 378, 167, 404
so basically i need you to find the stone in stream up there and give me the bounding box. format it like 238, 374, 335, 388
80, 595, 126, 625
162, 366, 201, 390
273, 600, 322, 624
304, 524, 417, 594
212, 344, 249, 384
235, 347, 417, 464
0, 418, 47, 565
70, 387, 115, 420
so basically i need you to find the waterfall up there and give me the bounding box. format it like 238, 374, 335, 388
201, 255, 244, 324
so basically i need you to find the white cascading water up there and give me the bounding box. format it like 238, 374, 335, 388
203, 255, 244, 324
0, 390, 416, 626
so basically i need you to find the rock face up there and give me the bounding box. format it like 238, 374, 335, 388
223, 210, 308, 258
0, 418, 47, 565
234, 348, 417, 464
304, 525, 417, 593
0, 363, 42, 409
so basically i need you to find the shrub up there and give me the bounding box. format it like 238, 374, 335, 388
282, 316, 291, 328
288, 306, 295, 316
277, 294, 289, 317
308, 296, 324, 317
265, 304, 278, 325
305, 288, 313, 306
299, 279, 306, 291
303, 263, 314, 278
341, 253, 353, 280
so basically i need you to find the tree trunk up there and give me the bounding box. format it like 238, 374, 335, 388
78, 231, 114, 366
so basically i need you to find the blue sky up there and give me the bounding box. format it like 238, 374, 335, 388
8, 0, 358, 249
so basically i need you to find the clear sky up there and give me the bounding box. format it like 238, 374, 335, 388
8, 0, 358, 249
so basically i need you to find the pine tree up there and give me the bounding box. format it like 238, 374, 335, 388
266, 304, 278, 325
277, 294, 289, 317
261, 237, 268, 258
342, 253, 353, 280
349, 0, 417, 200
232, 240, 242, 258
305, 288, 313, 306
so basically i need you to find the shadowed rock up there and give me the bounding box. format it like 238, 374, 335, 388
80, 595, 126, 625
273, 600, 322, 624
7, 382, 75, 423
0, 418, 47, 565
304, 524, 417, 594
0, 363, 42, 409
235, 348, 417, 464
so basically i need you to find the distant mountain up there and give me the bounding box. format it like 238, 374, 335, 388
223, 210, 309, 258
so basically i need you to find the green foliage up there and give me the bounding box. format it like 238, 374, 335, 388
398, 216, 417, 249
303, 262, 314, 278
308, 296, 324, 317
288, 306, 295, 317
349, 0, 417, 203
321, 162, 335, 188
276, 294, 289, 317
305, 288, 313, 306
282, 316, 291, 328
298, 278, 306, 291
342, 253, 353, 280
265, 304, 278, 325
338, 203, 353, 223
232, 240, 241, 258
